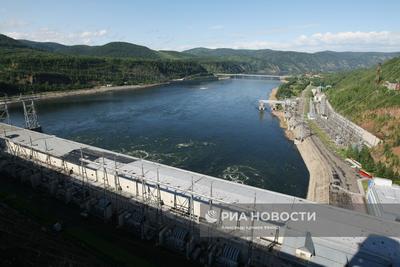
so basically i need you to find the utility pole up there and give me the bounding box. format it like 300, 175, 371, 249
375, 63, 382, 86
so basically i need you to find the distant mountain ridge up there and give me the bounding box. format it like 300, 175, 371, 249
2, 33, 397, 74
19, 38, 196, 60
0, 34, 27, 48
0, 34, 209, 96
19, 39, 165, 59
184, 47, 400, 74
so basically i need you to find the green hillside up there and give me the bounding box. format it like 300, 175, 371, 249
0, 34, 28, 48
14, 34, 400, 74
158, 50, 196, 60
324, 57, 400, 179
18, 39, 68, 52
20, 39, 196, 60
327, 58, 400, 117
0, 34, 208, 95
20, 39, 165, 59
185, 47, 399, 74
1, 32, 400, 99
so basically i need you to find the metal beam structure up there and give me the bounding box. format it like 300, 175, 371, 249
216, 73, 288, 81
20, 95, 41, 132
0, 96, 10, 124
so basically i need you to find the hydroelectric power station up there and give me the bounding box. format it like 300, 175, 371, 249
1, 121, 400, 267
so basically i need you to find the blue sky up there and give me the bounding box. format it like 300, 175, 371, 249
1, 0, 399, 52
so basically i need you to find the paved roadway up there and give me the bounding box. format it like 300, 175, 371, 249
297, 87, 365, 210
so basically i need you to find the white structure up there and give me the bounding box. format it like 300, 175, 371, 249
384, 81, 400, 91
367, 178, 400, 221
1, 123, 400, 266
313, 92, 324, 102
307, 98, 316, 120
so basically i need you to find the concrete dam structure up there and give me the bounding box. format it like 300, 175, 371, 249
0, 122, 400, 267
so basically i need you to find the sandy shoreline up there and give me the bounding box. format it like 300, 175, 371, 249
5, 82, 168, 105
268, 88, 329, 203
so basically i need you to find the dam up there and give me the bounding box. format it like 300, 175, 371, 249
5, 79, 309, 198
1, 122, 399, 267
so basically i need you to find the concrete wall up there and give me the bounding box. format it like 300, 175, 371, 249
326, 100, 381, 147
4, 139, 280, 244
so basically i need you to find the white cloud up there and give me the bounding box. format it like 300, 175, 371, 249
295, 31, 400, 50
255, 24, 319, 36
0, 19, 28, 31
5, 28, 109, 45
230, 31, 400, 52
209, 25, 224, 30
232, 40, 290, 50
80, 29, 107, 38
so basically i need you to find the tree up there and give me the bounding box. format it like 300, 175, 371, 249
359, 146, 375, 172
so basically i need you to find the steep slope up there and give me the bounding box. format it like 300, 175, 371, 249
326, 57, 400, 178
18, 39, 68, 52
0, 34, 28, 48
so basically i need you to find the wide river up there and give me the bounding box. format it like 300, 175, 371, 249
9, 79, 309, 197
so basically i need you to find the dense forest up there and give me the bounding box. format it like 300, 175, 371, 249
184, 47, 400, 74
276, 76, 310, 99
1, 33, 400, 96
0, 35, 209, 95
326, 57, 400, 181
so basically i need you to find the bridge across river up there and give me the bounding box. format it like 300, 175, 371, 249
216, 73, 289, 81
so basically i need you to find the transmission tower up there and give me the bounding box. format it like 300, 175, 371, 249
375, 63, 382, 86
21, 95, 41, 131
0, 95, 10, 124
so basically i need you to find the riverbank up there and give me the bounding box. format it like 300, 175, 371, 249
297, 137, 330, 203
268, 88, 330, 203
268, 88, 294, 140
4, 82, 168, 106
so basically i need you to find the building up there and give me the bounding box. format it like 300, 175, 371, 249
313, 92, 325, 102
384, 81, 400, 91
366, 178, 400, 221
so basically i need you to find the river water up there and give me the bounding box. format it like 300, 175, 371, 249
8, 79, 309, 197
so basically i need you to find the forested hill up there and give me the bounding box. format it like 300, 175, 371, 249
324, 57, 400, 178
0, 34, 209, 95
1, 32, 400, 96
20, 40, 161, 59
10, 34, 400, 74
184, 47, 400, 74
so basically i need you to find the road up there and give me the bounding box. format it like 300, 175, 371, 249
294, 87, 331, 203
295, 86, 365, 210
